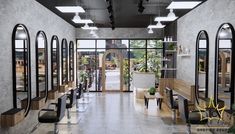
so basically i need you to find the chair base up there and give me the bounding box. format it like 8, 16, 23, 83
78, 98, 91, 104
83, 93, 94, 98
58, 116, 81, 125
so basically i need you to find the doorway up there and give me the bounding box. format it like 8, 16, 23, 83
102, 49, 123, 92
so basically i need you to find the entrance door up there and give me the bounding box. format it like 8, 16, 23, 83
102, 49, 123, 91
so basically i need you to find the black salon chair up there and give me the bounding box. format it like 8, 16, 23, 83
38, 95, 66, 134
178, 95, 208, 134
66, 89, 77, 119
165, 87, 178, 123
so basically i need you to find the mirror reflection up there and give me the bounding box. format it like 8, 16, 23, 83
13, 24, 31, 116
196, 30, 209, 103
69, 41, 74, 82
36, 31, 48, 101
61, 39, 68, 85
216, 24, 234, 109
51, 36, 59, 90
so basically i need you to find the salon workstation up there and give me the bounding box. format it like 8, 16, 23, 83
0, 0, 235, 134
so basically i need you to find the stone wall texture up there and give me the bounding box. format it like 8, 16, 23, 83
0, 0, 75, 133
177, 0, 235, 97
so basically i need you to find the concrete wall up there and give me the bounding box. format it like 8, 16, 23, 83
177, 0, 235, 97
76, 28, 164, 39
0, 0, 75, 133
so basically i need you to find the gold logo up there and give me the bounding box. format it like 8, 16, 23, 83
196, 97, 226, 121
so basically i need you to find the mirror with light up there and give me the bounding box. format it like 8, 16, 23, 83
12, 24, 31, 116
51, 36, 60, 91
69, 41, 74, 83
215, 23, 235, 109
195, 30, 209, 104
61, 39, 68, 85
35, 31, 48, 102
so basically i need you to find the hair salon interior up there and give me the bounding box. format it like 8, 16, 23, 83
0, 0, 235, 134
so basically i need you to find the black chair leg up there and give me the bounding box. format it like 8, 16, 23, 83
67, 109, 71, 119
54, 122, 59, 134
187, 123, 191, 134
173, 109, 176, 124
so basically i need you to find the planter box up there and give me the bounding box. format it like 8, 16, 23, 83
48, 89, 58, 100
22, 97, 46, 110
1, 108, 24, 127
68, 81, 75, 87
59, 84, 68, 93
31, 97, 45, 110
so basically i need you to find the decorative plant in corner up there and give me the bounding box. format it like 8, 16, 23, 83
79, 70, 88, 83
148, 87, 156, 95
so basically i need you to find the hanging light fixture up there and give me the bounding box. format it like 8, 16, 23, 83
167, 9, 178, 21
156, 21, 165, 28
72, 12, 93, 24
148, 28, 153, 34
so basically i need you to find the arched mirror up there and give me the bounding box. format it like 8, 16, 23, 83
12, 24, 31, 116
61, 39, 68, 85
69, 41, 74, 82
195, 30, 209, 104
51, 35, 60, 91
215, 23, 235, 109
35, 31, 48, 102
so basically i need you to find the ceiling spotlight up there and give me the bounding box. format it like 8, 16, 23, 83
109, 14, 114, 20
83, 23, 89, 28
138, 0, 145, 13
55, 6, 85, 13
110, 21, 114, 25
112, 25, 115, 30
107, 5, 113, 13
167, 9, 178, 21
148, 28, 153, 34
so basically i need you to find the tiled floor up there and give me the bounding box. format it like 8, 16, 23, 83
32, 93, 209, 134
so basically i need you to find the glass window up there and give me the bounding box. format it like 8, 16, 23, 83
147, 40, 163, 48
130, 40, 146, 48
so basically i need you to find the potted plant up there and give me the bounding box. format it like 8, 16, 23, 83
148, 87, 156, 95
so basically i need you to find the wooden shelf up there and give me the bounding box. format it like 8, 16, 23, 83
1, 108, 24, 127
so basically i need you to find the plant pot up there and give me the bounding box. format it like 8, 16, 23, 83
150, 92, 155, 95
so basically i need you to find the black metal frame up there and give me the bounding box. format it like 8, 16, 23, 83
61, 39, 68, 85
51, 35, 60, 91
12, 24, 31, 116
195, 30, 209, 104
214, 23, 235, 109
69, 41, 74, 82
76, 38, 164, 92
35, 31, 48, 102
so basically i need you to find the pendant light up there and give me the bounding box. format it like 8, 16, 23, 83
167, 9, 178, 21
148, 28, 153, 34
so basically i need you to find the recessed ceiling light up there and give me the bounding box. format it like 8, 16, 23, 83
154, 17, 177, 22
82, 26, 98, 30
55, 6, 85, 13
148, 21, 165, 29
167, 1, 202, 9
72, 19, 93, 24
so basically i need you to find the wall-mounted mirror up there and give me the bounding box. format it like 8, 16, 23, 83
69, 41, 74, 82
195, 30, 209, 104
35, 31, 48, 102
51, 35, 59, 91
12, 24, 31, 116
215, 23, 235, 109
61, 39, 68, 85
